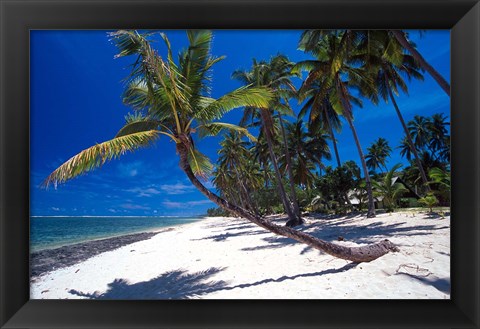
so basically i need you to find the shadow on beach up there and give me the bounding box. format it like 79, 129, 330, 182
68, 267, 228, 299
395, 273, 450, 294
68, 262, 359, 299
199, 214, 449, 256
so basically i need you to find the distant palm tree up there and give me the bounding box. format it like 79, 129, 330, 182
428, 113, 450, 161
295, 31, 378, 218
280, 119, 331, 188
43, 30, 399, 263
366, 137, 392, 173
212, 166, 237, 207
398, 137, 414, 161
408, 115, 432, 153
216, 132, 259, 215
390, 30, 450, 96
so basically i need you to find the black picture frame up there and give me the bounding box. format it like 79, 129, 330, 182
1, 0, 479, 328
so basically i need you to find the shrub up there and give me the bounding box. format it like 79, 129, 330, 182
399, 197, 420, 208
418, 194, 438, 213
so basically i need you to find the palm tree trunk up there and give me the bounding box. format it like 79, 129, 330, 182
383, 164, 389, 174
234, 166, 260, 217
391, 30, 450, 96
259, 110, 298, 225
336, 80, 376, 218
345, 115, 376, 218
177, 142, 399, 263
325, 109, 342, 168
278, 114, 303, 226
386, 83, 431, 193
325, 116, 352, 208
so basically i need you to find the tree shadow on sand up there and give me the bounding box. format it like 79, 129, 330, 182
191, 229, 266, 242
241, 218, 449, 254
68, 267, 227, 299
212, 262, 358, 292
421, 212, 448, 220
396, 273, 450, 294
70, 263, 359, 299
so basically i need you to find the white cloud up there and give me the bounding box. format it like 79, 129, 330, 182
117, 161, 144, 178
162, 199, 213, 209
120, 203, 151, 210
158, 182, 196, 195
125, 187, 162, 197
51, 207, 60, 211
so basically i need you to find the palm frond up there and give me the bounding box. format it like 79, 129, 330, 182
196, 122, 257, 141
291, 60, 320, 75
43, 130, 160, 188
109, 30, 152, 59
115, 114, 163, 137
196, 86, 273, 121
188, 148, 213, 179
122, 78, 152, 111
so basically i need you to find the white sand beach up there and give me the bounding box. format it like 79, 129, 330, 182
31, 211, 450, 299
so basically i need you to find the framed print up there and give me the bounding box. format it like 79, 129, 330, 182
1, 0, 479, 328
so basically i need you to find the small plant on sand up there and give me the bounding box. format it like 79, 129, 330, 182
418, 193, 438, 213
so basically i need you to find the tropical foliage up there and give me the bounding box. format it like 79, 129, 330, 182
372, 164, 408, 212
418, 193, 439, 213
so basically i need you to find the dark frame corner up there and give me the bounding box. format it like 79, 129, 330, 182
1, 0, 479, 328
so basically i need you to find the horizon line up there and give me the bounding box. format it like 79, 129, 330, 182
30, 215, 205, 218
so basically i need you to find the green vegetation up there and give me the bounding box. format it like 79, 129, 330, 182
372, 164, 408, 212
418, 193, 439, 213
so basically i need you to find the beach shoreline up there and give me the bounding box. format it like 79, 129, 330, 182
30, 217, 213, 279
31, 212, 450, 299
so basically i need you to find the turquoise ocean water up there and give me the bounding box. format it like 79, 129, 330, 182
30, 216, 203, 252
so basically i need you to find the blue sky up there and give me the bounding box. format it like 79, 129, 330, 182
30, 30, 450, 216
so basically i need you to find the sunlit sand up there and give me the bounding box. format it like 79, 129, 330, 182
31, 211, 450, 299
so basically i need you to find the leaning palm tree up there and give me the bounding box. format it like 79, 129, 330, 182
360, 31, 430, 190
43, 30, 399, 263
390, 30, 450, 96
295, 31, 378, 218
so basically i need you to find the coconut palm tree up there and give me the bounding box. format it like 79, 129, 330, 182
428, 113, 450, 161
408, 115, 433, 150
366, 137, 392, 174
398, 137, 414, 161
280, 119, 331, 188
216, 131, 260, 215
295, 31, 378, 218
298, 81, 343, 168
212, 166, 238, 207
233, 55, 304, 226
43, 30, 399, 263
361, 31, 430, 190
390, 30, 450, 96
